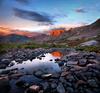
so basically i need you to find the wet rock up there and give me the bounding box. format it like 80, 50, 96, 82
76, 80, 86, 88
87, 59, 98, 64
59, 77, 66, 83
57, 83, 65, 93
40, 82, 49, 90
77, 59, 88, 67
55, 58, 60, 62
66, 87, 74, 93
61, 71, 69, 77
16, 80, 29, 88
64, 81, 72, 87
0, 64, 7, 69
50, 59, 53, 61
15, 58, 23, 63
1, 69, 11, 74
30, 85, 40, 91
83, 52, 96, 59
25, 85, 40, 93
51, 82, 57, 89
0, 76, 10, 93
40, 54, 45, 57
87, 79, 98, 88
8, 61, 16, 67
1, 58, 11, 65
38, 90, 44, 93
67, 61, 78, 66
87, 53, 96, 59
30, 56, 36, 61
85, 89, 94, 93
58, 62, 65, 66
34, 71, 43, 77
41, 74, 52, 79
37, 57, 42, 60
8, 68, 18, 75
66, 74, 75, 82
9, 73, 24, 79
51, 73, 60, 78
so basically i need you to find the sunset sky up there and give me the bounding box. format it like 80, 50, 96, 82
0, 0, 100, 32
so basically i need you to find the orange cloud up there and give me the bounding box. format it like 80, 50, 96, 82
0, 26, 12, 35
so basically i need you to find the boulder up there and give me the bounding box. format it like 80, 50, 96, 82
80, 40, 98, 46
25, 85, 40, 93
77, 59, 88, 67
87, 79, 98, 88
67, 61, 78, 66
57, 83, 65, 93
0, 76, 10, 93
16, 80, 29, 88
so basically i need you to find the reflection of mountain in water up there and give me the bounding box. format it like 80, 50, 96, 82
51, 51, 63, 57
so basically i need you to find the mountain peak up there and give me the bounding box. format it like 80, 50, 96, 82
90, 18, 100, 28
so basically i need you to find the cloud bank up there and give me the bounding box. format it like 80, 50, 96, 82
13, 8, 54, 25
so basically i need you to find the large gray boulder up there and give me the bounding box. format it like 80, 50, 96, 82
80, 40, 98, 46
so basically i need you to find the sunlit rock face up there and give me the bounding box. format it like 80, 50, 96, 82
50, 29, 64, 37
4, 53, 61, 74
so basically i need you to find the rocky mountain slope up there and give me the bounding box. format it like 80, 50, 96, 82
47, 19, 100, 44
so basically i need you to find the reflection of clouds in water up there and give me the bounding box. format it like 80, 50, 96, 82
5, 53, 61, 74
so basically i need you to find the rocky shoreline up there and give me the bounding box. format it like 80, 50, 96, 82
0, 48, 100, 93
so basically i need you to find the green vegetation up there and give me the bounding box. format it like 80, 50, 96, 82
0, 43, 21, 54
75, 46, 100, 53
0, 38, 100, 55
0, 42, 68, 54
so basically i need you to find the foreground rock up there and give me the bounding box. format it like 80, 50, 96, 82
25, 85, 41, 93
0, 76, 10, 93
0, 48, 100, 93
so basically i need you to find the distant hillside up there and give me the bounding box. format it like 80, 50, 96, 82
0, 27, 42, 37
0, 34, 32, 43
32, 33, 49, 43
0, 27, 48, 43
